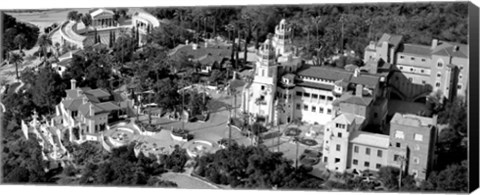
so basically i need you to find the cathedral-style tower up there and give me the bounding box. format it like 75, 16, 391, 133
243, 38, 278, 124
272, 19, 292, 57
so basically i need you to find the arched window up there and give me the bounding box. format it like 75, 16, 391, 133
437, 59, 444, 68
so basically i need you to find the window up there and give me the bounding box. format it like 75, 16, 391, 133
437, 61, 443, 67
296, 91, 303, 97
336, 123, 346, 129
336, 144, 341, 151
354, 146, 359, 153
327, 109, 332, 115
312, 94, 318, 99
303, 92, 311, 97
396, 142, 401, 148
364, 161, 370, 167
319, 107, 324, 113
395, 131, 404, 139
303, 105, 308, 111
436, 82, 441, 87
376, 164, 382, 169
296, 104, 301, 110
412, 169, 418, 178
338, 132, 342, 138
414, 134, 423, 141
262, 69, 265, 76
311, 106, 316, 112
400, 55, 404, 59
422, 80, 426, 84
335, 158, 340, 163
411, 57, 415, 60
320, 95, 326, 100
261, 85, 265, 90
421, 58, 426, 62
353, 159, 358, 165
410, 68, 414, 72
413, 157, 420, 164
399, 66, 403, 70
394, 154, 400, 161
421, 69, 425, 73
327, 96, 334, 101
459, 74, 463, 79
458, 84, 462, 90
437, 73, 442, 77
366, 148, 371, 155
377, 150, 383, 157
324, 157, 328, 163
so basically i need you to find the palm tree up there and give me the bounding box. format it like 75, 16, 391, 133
275, 103, 284, 152
37, 34, 52, 62
339, 14, 348, 50
9, 52, 23, 80
13, 34, 27, 55
293, 136, 300, 169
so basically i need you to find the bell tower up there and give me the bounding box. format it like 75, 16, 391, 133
272, 19, 292, 56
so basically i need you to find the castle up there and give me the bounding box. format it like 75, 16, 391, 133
240, 19, 462, 180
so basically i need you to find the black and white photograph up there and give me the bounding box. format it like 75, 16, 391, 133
0, 0, 478, 194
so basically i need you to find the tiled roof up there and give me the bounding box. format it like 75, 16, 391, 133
376, 33, 403, 48
432, 42, 468, 58
91, 8, 114, 18
96, 102, 121, 112
342, 96, 373, 106
297, 66, 352, 81
62, 99, 84, 111
296, 80, 334, 91
390, 113, 436, 127
85, 88, 111, 98
297, 65, 381, 88
57, 58, 72, 66
350, 130, 390, 149
350, 74, 380, 88
399, 44, 432, 56
335, 113, 356, 124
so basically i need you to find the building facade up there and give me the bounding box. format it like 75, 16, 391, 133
364, 33, 468, 101
57, 79, 134, 141
388, 113, 437, 180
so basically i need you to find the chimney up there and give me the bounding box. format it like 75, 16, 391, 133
70, 79, 77, 89
368, 41, 376, 50
431, 39, 438, 49
89, 103, 94, 117
185, 40, 189, 45
192, 43, 198, 50
205, 41, 208, 48
356, 84, 363, 97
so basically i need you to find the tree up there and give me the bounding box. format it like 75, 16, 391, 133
209, 69, 226, 86
153, 78, 181, 113
29, 67, 66, 116
250, 122, 268, 146
13, 34, 27, 54
81, 13, 93, 32
67, 11, 79, 21
422, 160, 468, 192
37, 34, 52, 62
9, 52, 23, 80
